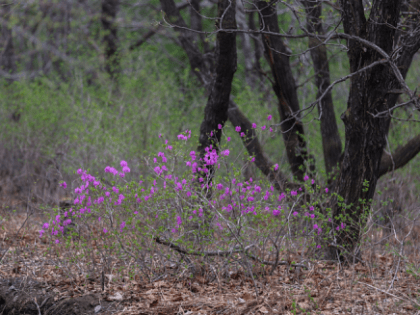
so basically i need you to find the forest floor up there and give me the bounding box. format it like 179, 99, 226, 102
1, 214, 420, 315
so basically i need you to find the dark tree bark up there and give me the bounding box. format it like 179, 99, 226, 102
302, 0, 342, 178
189, 0, 213, 75
331, 0, 403, 259
379, 134, 420, 177
160, 0, 212, 87
190, 0, 202, 43
160, 0, 293, 191
101, 0, 120, 80
130, 26, 160, 51
256, 0, 311, 182
377, 0, 420, 177
197, 0, 237, 187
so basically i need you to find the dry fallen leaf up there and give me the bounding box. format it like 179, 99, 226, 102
107, 292, 123, 301
259, 306, 269, 314
242, 292, 253, 301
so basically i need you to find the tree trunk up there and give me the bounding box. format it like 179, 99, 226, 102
331, 0, 403, 260
160, 0, 212, 87
197, 0, 237, 188
160, 0, 293, 191
256, 0, 310, 182
101, 0, 120, 80
302, 0, 342, 178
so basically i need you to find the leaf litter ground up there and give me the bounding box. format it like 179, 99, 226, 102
1, 214, 420, 314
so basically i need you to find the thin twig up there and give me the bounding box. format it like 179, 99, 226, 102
154, 237, 307, 268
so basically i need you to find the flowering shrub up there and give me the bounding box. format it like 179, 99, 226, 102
43, 121, 348, 278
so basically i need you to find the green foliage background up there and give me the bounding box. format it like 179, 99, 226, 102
1, 0, 420, 194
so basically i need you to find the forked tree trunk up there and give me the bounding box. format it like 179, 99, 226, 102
197, 0, 237, 188
330, 0, 403, 260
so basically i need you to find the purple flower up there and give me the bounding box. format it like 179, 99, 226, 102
176, 216, 182, 227
154, 166, 162, 175
77, 168, 83, 175
261, 125, 266, 130
317, 245, 321, 249
222, 149, 230, 156
267, 114, 272, 121
252, 123, 257, 128
227, 137, 231, 142
293, 211, 298, 216
59, 182, 67, 189
120, 160, 128, 167
235, 126, 241, 132
218, 124, 222, 129
120, 221, 126, 233
39, 230, 44, 237
274, 164, 279, 171
309, 206, 314, 211
291, 190, 297, 196
240, 132, 245, 137
325, 187, 329, 193
103, 228, 108, 233
313, 224, 318, 229
166, 145, 173, 150
122, 166, 130, 173
104, 166, 111, 173
304, 175, 309, 181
